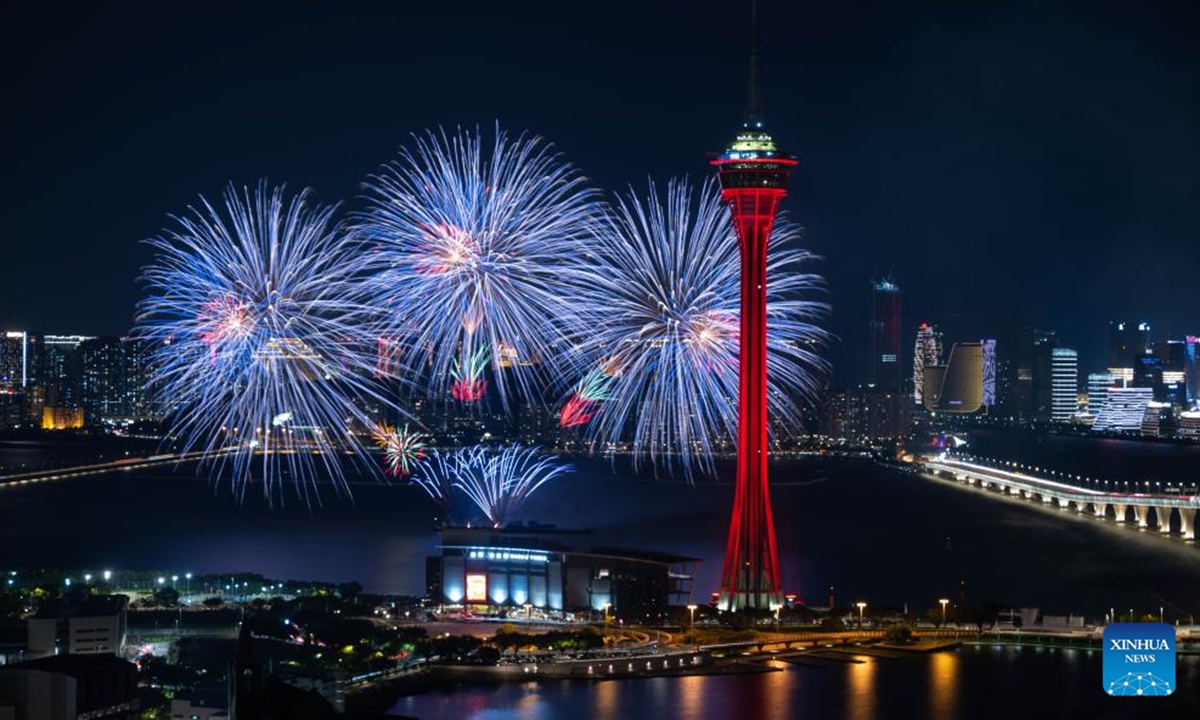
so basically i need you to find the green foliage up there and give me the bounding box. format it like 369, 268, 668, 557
819, 614, 845, 631
884, 624, 913, 643
153, 586, 180, 607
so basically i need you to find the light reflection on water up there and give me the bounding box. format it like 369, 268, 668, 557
928, 649, 959, 719
847, 654, 877, 720
390, 648, 1199, 720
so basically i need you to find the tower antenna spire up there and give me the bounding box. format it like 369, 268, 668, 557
745, 0, 763, 126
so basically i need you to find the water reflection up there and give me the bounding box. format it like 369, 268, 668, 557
391, 652, 1200, 719
592, 677, 618, 720
928, 650, 960, 719
847, 656, 877, 720
678, 675, 703, 719
761, 661, 791, 720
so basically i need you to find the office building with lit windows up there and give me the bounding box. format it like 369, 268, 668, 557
1051, 347, 1078, 423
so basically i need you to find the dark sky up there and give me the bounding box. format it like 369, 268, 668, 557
2, 0, 1197, 382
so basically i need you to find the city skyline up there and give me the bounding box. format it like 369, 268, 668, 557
3, 1, 1199, 385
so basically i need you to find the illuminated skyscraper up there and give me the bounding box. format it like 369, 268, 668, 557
1050, 347, 1078, 423
1186, 336, 1199, 406
0, 331, 30, 390
1087, 372, 1117, 417
868, 279, 902, 392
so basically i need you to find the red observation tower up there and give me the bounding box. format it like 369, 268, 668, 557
711, 5, 797, 612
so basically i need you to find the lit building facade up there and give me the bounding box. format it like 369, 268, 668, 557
1187, 336, 1199, 406
39, 334, 94, 408
922, 342, 984, 414
42, 406, 85, 430
1, 331, 31, 390
78, 336, 154, 423
868, 279, 902, 392
1051, 347, 1078, 423
912, 323, 942, 406
1086, 373, 1117, 417
428, 525, 698, 624
1092, 387, 1154, 433
820, 386, 910, 442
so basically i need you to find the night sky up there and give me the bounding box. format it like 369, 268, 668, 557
2, 0, 1197, 382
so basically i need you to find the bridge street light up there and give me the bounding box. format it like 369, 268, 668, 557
939, 598, 950, 632
855, 602, 867, 632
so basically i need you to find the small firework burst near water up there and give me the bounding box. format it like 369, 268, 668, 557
137, 183, 394, 502
567, 177, 828, 476
371, 424, 429, 477
412, 444, 572, 525
354, 125, 602, 409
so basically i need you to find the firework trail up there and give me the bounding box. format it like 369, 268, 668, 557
559, 366, 612, 427
354, 125, 602, 409
412, 444, 572, 525
371, 423, 429, 476
567, 177, 828, 476
137, 182, 395, 502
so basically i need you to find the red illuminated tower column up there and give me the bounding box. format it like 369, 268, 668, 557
711, 3, 797, 612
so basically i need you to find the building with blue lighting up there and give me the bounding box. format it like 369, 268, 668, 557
427, 524, 699, 623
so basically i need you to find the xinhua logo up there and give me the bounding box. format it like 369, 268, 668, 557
1102, 623, 1175, 697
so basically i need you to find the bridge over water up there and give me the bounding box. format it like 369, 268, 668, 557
923, 457, 1199, 540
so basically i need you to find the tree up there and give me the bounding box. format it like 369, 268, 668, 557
336, 582, 363, 600
154, 587, 180, 607
884, 624, 913, 644
202, 597, 224, 609
0, 592, 22, 618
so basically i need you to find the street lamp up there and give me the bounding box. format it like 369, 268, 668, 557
687, 604, 698, 633
84, 574, 92, 584
939, 598, 950, 626
157, 577, 165, 586
855, 602, 867, 631
185, 573, 192, 598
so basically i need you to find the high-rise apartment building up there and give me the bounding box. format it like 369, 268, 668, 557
1, 331, 31, 389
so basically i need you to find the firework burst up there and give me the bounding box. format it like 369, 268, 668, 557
137, 182, 394, 502
371, 423, 429, 477
354, 125, 602, 409
559, 366, 612, 427
412, 444, 572, 525
568, 177, 828, 476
